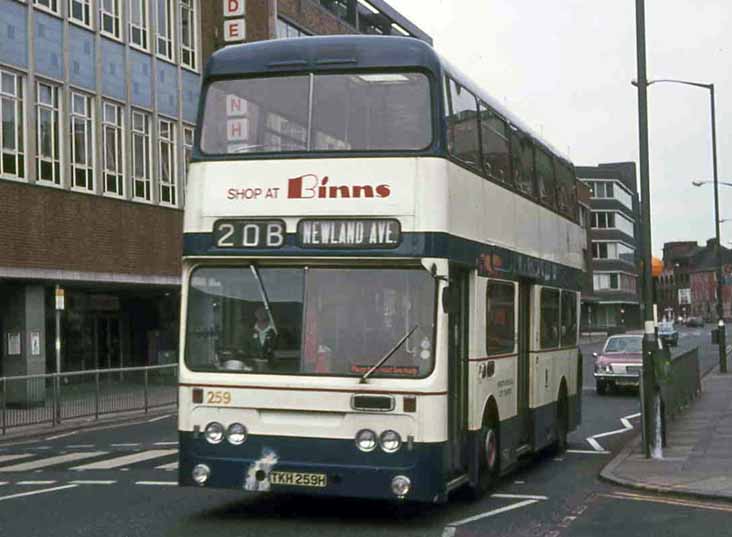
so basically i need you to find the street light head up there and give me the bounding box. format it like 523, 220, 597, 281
631, 79, 638, 87
692, 180, 705, 187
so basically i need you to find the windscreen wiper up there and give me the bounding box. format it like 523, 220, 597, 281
250, 265, 278, 335
360, 325, 418, 384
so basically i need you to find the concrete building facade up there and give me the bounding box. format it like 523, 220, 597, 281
576, 162, 642, 331
0, 0, 429, 393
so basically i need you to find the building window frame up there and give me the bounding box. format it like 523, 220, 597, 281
69, 0, 93, 28
69, 91, 95, 192
36, 80, 63, 186
179, 0, 197, 71
101, 100, 124, 197
34, 0, 61, 16
130, 108, 152, 202
99, 0, 122, 40
182, 124, 193, 195
129, 0, 150, 51
156, 0, 175, 62
158, 118, 177, 206
0, 69, 26, 181
276, 17, 311, 39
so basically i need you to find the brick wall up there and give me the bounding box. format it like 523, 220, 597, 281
279, 0, 357, 35
0, 181, 182, 277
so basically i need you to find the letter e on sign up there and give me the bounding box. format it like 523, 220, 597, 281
224, 19, 246, 42
224, 0, 245, 17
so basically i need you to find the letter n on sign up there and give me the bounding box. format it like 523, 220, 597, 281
224, 0, 246, 17
224, 19, 246, 42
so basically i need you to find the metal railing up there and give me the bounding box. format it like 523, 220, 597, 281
657, 347, 702, 446
0, 364, 178, 435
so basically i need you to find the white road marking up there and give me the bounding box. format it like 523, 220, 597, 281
585, 411, 641, 452
66, 444, 94, 449
153, 441, 178, 447
71, 449, 177, 470
566, 449, 611, 455
491, 493, 549, 501
45, 431, 79, 441
0, 454, 34, 464
32, 447, 51, 450
0, 452, 107, 472
70, 480, 116, 485
444, 499, 539, 529
513, 480, 526, 485
135, 481, 177, 486
0, 484, 78, 502
148, 414, 172, 423
155, 461, 178, 471
0, 482, 7, 486
110, 443, 140, 448
17, 480, 57, 485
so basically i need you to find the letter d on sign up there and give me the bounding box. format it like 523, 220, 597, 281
224, 0, 245, 17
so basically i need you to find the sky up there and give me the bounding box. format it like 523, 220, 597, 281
387, 0, 732, 256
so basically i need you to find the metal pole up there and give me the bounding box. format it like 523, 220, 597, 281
635, 0, 658, 458
55, 285, 62, 424
710, 84, 728, 373
1, 377, 6, 435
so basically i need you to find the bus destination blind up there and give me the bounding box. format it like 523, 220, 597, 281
298, 219, 401, 249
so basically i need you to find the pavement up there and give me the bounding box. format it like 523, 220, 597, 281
602, 366, 732, 500
0, 326, 728, 537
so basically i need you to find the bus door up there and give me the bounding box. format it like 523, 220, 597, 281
447, 266, 470, 476
516, 281, 533, 447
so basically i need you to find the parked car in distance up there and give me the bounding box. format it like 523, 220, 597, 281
685, 316, 705, 328
593, 334, 643, 395
658, 321, 679, 347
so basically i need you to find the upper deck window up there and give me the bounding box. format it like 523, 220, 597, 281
200, 72, 432, 155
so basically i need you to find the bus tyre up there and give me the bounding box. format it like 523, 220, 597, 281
551, 394, 569, 455
472, 418, 500, 497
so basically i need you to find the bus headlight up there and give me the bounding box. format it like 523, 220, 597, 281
391, 475, 411, 498
355, 429, 378, 452
192, 464, 210, 485
226, 423, 248, 445
204, 422, 225, 444
379, 430, 402, 453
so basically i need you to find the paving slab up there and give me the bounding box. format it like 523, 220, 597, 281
602, 368, 732, 501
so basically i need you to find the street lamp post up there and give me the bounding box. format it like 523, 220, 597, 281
633, 79, 726, 375
634, 0, 658, 459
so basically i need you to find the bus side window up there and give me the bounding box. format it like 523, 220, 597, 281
510, 130, 536, 198
486, 280, 516, 356
561, 290, 578, 347
478, 102, 511, 186
535, 146, 556, 209
446, 77, 481, 170
539, 287, 560, 349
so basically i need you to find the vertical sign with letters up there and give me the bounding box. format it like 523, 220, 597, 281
223, 0, 246, 42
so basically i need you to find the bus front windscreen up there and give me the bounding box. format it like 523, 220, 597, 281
200, 72, 432, 154
185, 267, 436, 378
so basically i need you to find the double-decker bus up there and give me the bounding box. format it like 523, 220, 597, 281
178, 35, 585, 503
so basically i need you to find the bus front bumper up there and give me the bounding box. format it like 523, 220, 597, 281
177, 431, 446, 503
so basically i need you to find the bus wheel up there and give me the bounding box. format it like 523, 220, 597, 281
551, 393, 569, 455
473, 417, 500, 497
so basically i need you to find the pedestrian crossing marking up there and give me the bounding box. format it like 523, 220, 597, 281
70, 449, 177, 470
0, 452, 108, 472
155, 461, 178, 471
0, 454, 34, 464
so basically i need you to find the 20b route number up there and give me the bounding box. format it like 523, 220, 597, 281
214, 220, 285, 249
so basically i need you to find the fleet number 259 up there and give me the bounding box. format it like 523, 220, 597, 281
206, 391, 231, 405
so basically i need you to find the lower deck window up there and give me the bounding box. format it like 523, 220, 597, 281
185, 266, 436, 378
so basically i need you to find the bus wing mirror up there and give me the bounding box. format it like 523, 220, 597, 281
442, 287, 460, 314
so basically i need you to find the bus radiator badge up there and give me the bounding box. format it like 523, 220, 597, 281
244, 448, 279, 491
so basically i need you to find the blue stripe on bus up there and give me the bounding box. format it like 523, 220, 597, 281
178, 431, 447, 503
182, 231, 583, 290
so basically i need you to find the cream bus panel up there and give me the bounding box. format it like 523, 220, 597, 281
185, 158, 586, 272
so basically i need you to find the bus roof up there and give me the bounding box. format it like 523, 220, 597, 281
204, 35, 572, 165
